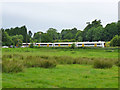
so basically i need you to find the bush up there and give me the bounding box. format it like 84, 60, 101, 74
115, 60, 120, 67
71, 43, 75, 49
2, 60, 24, 73
53, 56, 74, 64
24, 56, 57, 68
110, 35, 120, 47
40, 60, 57, 68
29, 43, 34, 48
93, 59, 113, 69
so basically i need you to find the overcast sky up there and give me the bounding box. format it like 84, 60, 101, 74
0, 0, 119, 33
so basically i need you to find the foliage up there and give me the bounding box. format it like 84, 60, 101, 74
2, 31, 13, 46
24, 56, 57, 68
29, 43, 34, 48
2, 60, 24, 73
71, 43, 75, 49
12, 35, 23, 47
115, 60, 120, 67
110, 35, 120, 47
61, 28, 77, 40
103, 23, 118, 41
47, 28, 58, 42
1, 19, 120, 46
83, 19, 102, 41
93, 59, 113, 69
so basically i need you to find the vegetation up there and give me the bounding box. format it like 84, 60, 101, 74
110, 35, 120, 47
2, 48, 118, 88
2, 65, 118, 88
1, 19, 119, 88
2, 60, 24, 73
1, 19, 119, 47
93, 59, 113, 69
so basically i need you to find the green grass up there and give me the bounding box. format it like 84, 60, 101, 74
2, 47, 118, 59
2, 65, 118, 88
2, 47, 118, 88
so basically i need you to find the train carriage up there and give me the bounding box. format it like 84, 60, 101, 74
22, 42, 105, 48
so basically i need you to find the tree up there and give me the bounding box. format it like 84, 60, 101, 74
2, 31, 13, 46
12, 35, 23, 47
117, 21, 120, 35
110, 35, 120, 47
75, 30, 83, 41
85, 27, 94, 41
61, 28, 78, 40
83, 19, 102, 41
92, 26, 104, 41
28, 31, 32, 37
103, 23, 117, 41
47, 28, 58, 42
5, 25, 27, 43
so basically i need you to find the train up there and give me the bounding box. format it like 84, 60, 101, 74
22, 41, 105, 48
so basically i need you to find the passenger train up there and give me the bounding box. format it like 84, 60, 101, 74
22, 41, 105, 48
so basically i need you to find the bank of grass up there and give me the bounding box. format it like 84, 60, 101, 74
2, 47, 118, 59
2, 64, 118, 88
2, 47, 118, 73
2, 53, 117, 73
2, 48, 118, 88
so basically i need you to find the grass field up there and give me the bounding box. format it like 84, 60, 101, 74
2, 47, 119, 88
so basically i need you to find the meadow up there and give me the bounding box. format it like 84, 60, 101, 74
2, 47, 119, 88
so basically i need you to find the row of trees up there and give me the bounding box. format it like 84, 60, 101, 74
1, 19, 119, 46
33, 19, 119, 43
1, 26, 32, 46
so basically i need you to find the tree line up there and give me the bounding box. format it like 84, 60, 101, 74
1, 19, 119, 47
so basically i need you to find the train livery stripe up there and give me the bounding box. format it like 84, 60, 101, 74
58, 44, 60, 47
94, 44, 97, 47
82, 44, 84, 47
47, 44, 49, 47
68, 44, 71, 47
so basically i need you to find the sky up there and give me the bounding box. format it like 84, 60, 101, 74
0, 0, 119, 33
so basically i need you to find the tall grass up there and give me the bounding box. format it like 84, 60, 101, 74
2, 54, 117, 73
24, 56, 56, 68
93, 59, 113, 69
2, 60, 24, 73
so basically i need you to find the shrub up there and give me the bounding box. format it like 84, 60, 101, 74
73, 57, 93, 65
40, 60, 57, 68
29, 43, 34, 48
71, 43, 75, 49
93, 59, 113, 69
3, 54, 12, 58
2, 60, 24, 73
110, 35, 120, 47
54, 56, 74, 64
24, 57, 57, 68
115, 60, 120, 67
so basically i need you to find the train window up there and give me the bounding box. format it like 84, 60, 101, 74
41, 44, 47, 45
97, 43, 101, 45
78, 44, 82, 45
55, 44, 59, 45
60, 44, 68, 45
84, 44, 94, 45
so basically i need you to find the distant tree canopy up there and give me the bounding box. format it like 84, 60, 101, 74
4, 26, 27, 42
1, 19, 119, 46
1, 26, 32, 46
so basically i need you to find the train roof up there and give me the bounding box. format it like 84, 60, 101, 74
23, 42, 105, 44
